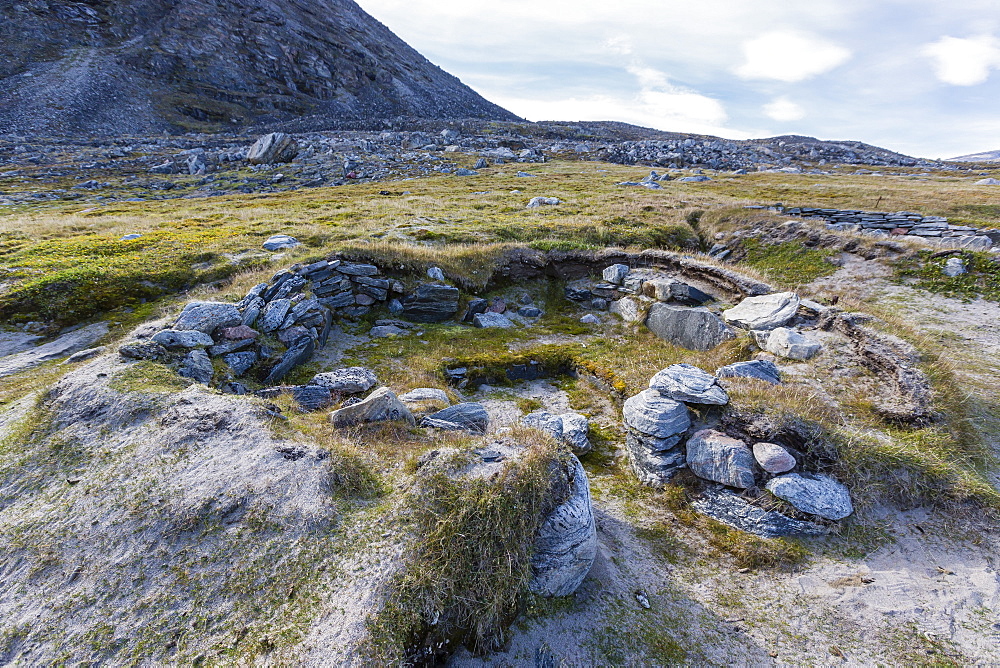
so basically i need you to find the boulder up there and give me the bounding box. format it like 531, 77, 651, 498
648, 364, 728, 405
473, 312, 516, 329
522, 411, 592, 456
753, 442, 797, 474
624, 430, 686, 487
402, 283, 460, 323
529, 456, 598, 597
603, 264, 630, 285
693, 489, 827, 538
421, 402, 490, 433
610, 297, 643, 323
526, 197, 560, 208
716, 360, 781, 385
766, 473, 853, 520
247, 132, 299, 165
645, 303, 736, 351
293, 385, 334, 412
623, 389, 691, 438
329, 387, 415, 427
179, 349, 214, 384
761, 327, 822, 360
399, 388, 451, 404
264, 336, 315, 385
119, 340, 168, 361
151, 330, 214, 349
223, 351, 257, 376
258, 298, 292, 333
262, 234, 302, 251
173, 302, 241, 334
312, 367, 378, 394
580, 314, 601, 325
685, 429, 756, 489
723, 292, 800, 330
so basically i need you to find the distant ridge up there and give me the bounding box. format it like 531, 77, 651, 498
950, 150, 1000, 162
0, 0, 519, 136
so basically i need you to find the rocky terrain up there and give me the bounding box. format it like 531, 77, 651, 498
0, 0, 517, 136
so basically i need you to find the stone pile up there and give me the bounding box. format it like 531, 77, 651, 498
780, 206, 996, 249
622, 362, 854, 536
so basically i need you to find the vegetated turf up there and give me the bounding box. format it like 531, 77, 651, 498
365, 434, 570, 663
895, 250, 1000, 302
739, 238, 839, 287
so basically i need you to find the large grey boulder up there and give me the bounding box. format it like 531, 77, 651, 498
529, 456, 598, 597
522, 411, 592, 456
262, 235, 302, 251
151, 330, 214, 349
402, 283, 460, 323
649, 364, 728, 405
693, 488, 827, 538
610, 296, 643, 323
312, 367, 378, 394
179, 349, 214, 384
174, 302, 241, 334
421, 402, 490, 433
247, 132, 299, 165
761, 327, 822, 360
686, 429, 756, 489
723, 292, 800, 330
603, 264, 630, 285
645, 303, 736, 351
716, 360, 781, 385
766, 473, 854, 520
329, 387, 415, 427
623, 389, 691, 438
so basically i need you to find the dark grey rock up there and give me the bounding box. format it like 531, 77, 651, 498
692, 488, 827, 538
258, 298, 292, 333
463, 298, 489, 322
421, 402, 490, 433
686, 429, 756, 489
179, 349, 214, 384
518, 306, 542, 318
151, 329, 214, 349
119, 340, 168, 361
293, 385, 333, 412
473, 312, 515, 328
645, 303, 736, 351
403, 283, 460, 323
624, 430, 686, 487
337, 263, 380, 277
264, 336, 315, 385
262, 234, 301, 251
716, 360, 781, 385
223, 351, 257, 376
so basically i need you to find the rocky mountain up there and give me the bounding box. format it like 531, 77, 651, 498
950, 149, 1000, 162
0, 0, 519, 136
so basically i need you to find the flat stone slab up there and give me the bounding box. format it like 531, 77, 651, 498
649, 363, 728, 405
716, 360, 781, 385
623, 389, 691, 438
174, 302, 241, 334
766, 473, 854, 520
723, 292, 800, 330
645, 303, 735, 351
0, 322, 109, 378
693, 489, 827, 538
312, 367, 378, 394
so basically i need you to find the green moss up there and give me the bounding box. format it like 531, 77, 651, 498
110, 361, 193, 394
895, 250, 1000, 303
740, 239, 838, 286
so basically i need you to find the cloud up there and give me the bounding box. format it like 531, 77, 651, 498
922, 35, 1000, 85
494, 60, 739, 136
763, 97, 805, 122
736, 31, 851, 82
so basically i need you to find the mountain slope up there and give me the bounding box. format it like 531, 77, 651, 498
0, 0, 518, 135
950, 149, 1000, 162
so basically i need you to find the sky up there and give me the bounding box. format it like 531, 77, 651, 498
357, 0, 1000, 159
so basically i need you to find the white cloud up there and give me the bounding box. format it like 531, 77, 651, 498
922, 35, 1000, 85
763, 97, 805, 122
736, 31, 851, 82
494, 61, 739, 137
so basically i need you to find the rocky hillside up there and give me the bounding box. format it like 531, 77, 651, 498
951, 149, 1000, 162
0, 0, 518, 136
